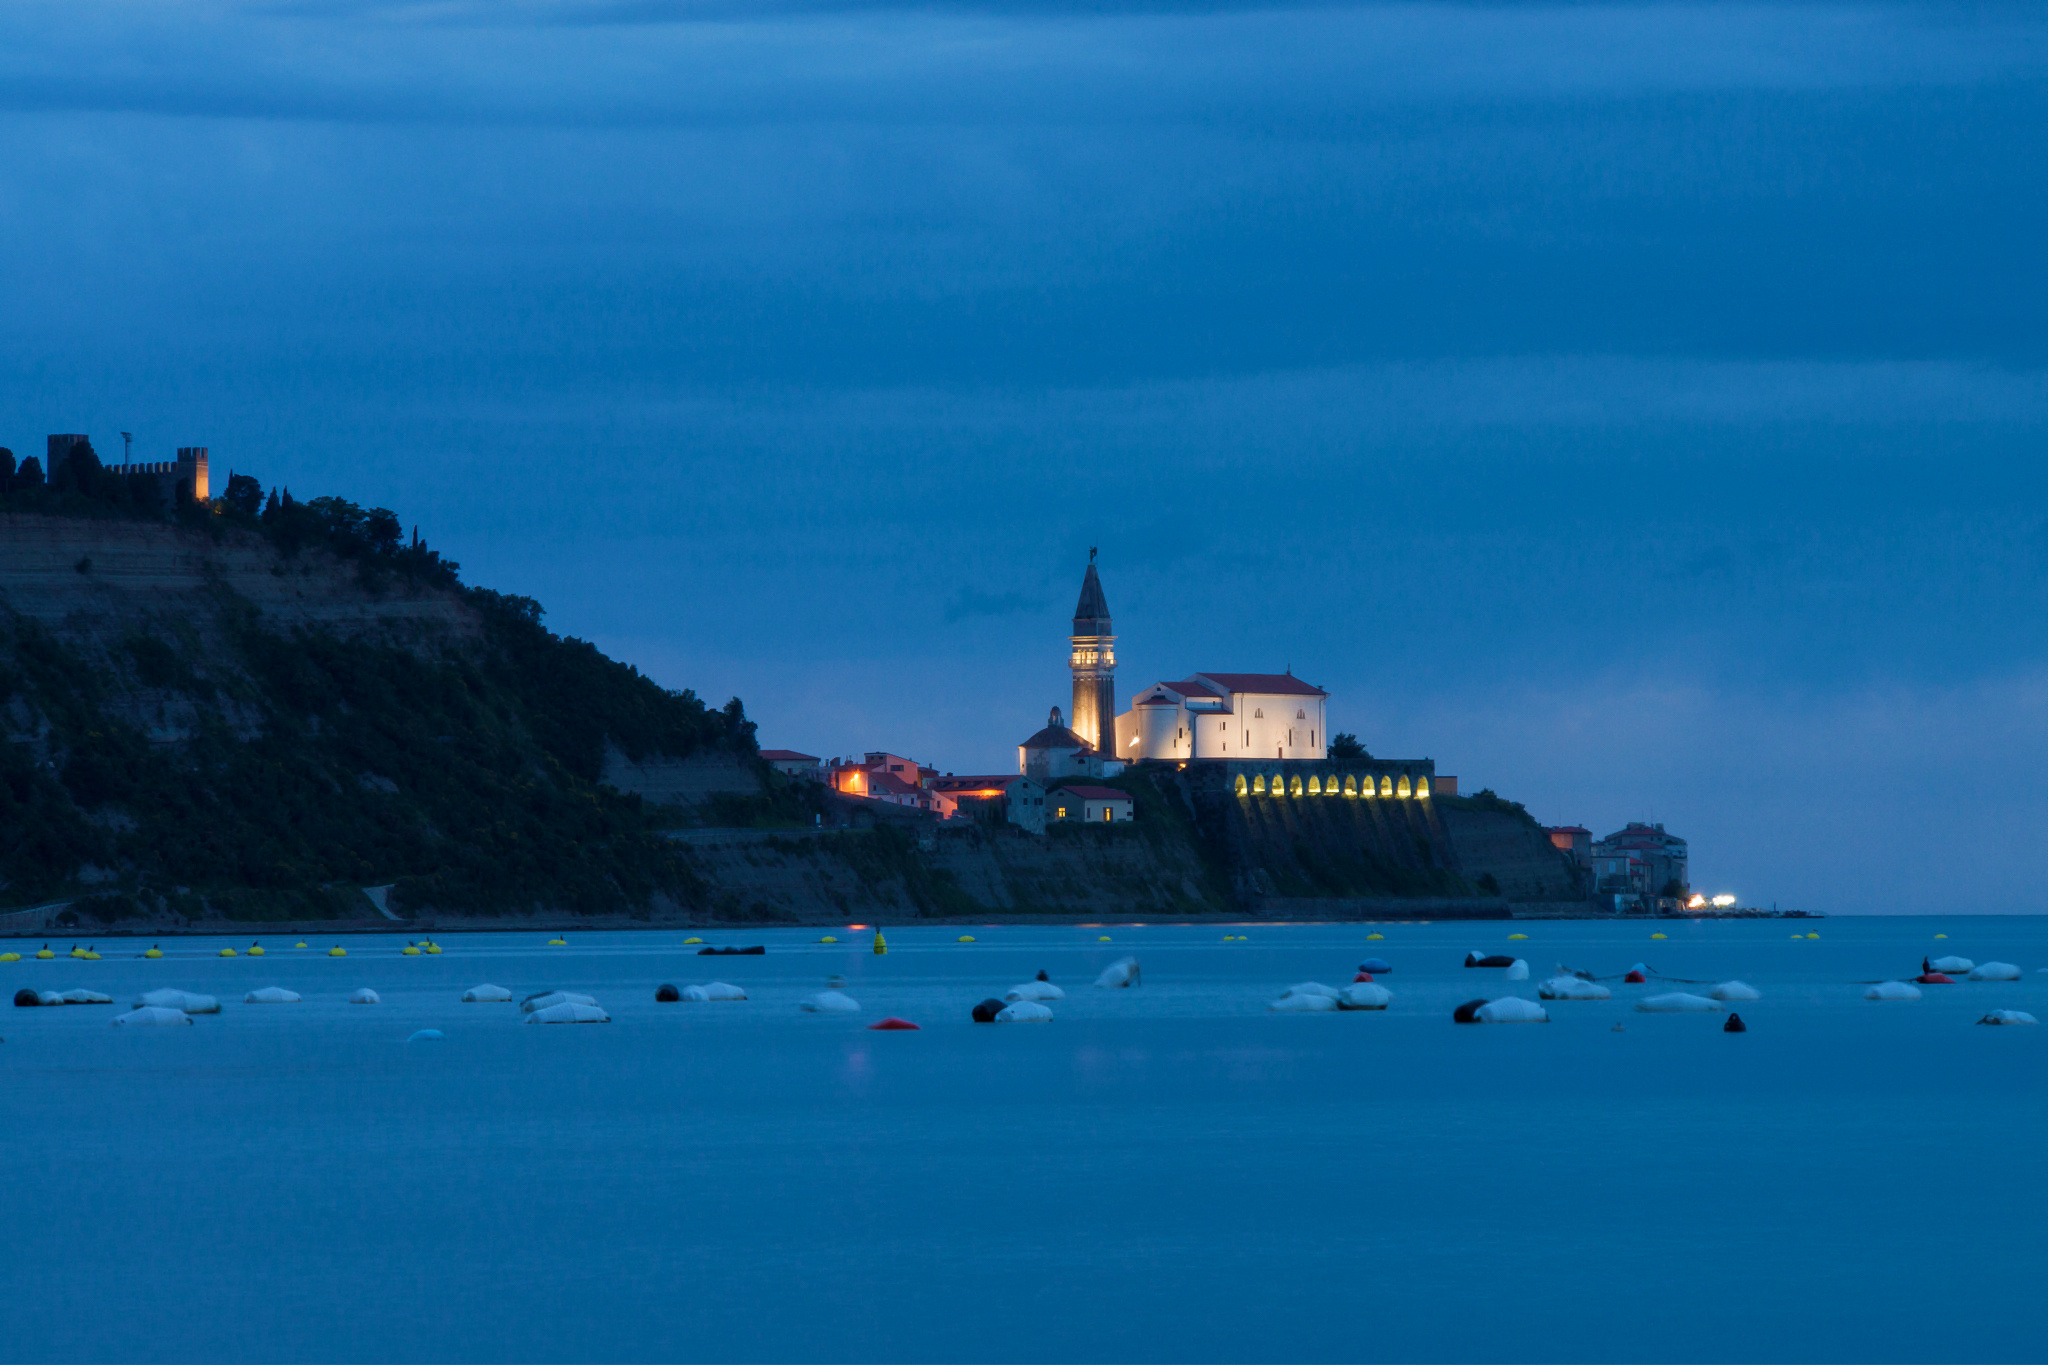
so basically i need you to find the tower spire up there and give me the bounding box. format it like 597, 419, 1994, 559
1069, 554, 1116, 757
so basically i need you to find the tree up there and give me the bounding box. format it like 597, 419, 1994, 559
51, 439, 101, 495
222, 473, 263, 521
1660, 878, 1686, 899
365, 508, 402, 553
15, 456, 44, 492
1329, 732, 1370, 761
0, 448, 14, 485
261, 488, 280, 521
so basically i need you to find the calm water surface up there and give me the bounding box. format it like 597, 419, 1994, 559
3, 917, 2043, 1363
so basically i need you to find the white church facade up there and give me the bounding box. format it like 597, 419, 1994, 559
1113, 673, 1329, 763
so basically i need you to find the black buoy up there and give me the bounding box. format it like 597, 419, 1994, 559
1035, 969, 1050, 982
655, 983, 681, 1003
1465, 953, 1516, 969
14, 988, 42, 1008
1452, 998, 1488, 1024
698, 945, 767, 956
1724, 1012, 1747, 1033
971, 998, 1004, 1023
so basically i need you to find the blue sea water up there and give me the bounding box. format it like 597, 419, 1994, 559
2, 918, 2044, 1364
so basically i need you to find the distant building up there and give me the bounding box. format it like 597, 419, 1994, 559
1592, 822, 1688, 911
1068, 550, 1116, 758
828, 751, 931, 798
759, 749, 822, 782
1050, 785, 1133, 824
928, 774, 1047, 833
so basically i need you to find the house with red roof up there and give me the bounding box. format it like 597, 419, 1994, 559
1112, 671, 1329, 763
1049, 784, 1133, 824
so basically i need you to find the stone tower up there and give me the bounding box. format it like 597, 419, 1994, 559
1068, 549, 1116, 758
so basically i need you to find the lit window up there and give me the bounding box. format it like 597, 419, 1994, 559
1397, 775, 1411, 798
1234, 774, 1248, 796
1252, 774, 1266, 794
1416, 776, 1431, 798
1102, 807, 1113, 822
1380, 776, 1393, 796
1344, 775, 1358, 797
1290, 775, 1304, 797
1306, 775, 1321, 795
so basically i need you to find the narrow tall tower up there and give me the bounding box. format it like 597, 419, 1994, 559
1069, 549, 1116, 757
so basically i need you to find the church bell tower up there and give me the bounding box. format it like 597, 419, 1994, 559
1069, 549, 1116, 758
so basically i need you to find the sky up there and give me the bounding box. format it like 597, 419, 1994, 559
3, 0, 2046, 913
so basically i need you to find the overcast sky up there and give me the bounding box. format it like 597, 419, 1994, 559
4, 0, 2046, 912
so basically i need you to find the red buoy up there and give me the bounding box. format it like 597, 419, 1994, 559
1624, 970, 1647, 984
1916, 972, 1955, 984
1352, 972, 1374, 983
868, 1017, 921, 1030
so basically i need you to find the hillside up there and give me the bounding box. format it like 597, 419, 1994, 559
0, 510, 757, 923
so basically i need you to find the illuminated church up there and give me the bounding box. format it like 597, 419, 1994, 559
1026, 553, 1331, 767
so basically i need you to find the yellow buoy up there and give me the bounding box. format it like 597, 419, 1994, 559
81, 950, 100, 959
1650, 933, 1667, 940
1366, 932, 1384, 940
1790, 933, 1802, 939
957, 935, 975, 943
1806, 932, 1819, 939
219, 947, 237, 957
402, 945, 421, 956
328, 946, 346, 957
248, 945, 264, 957
0, 952, 19, 962
546, 938, 566, 946
35, 948, 54, 959
1507, 933, 1528, 940
142, 948, 162, 959
683, 937, 703, 945
425, 942, 441, 954
819, 935, 838, 943
1934, 933, 1947, 939
873, 930, 888, 955
1098, 935, 1112, 942
294, 941, 308, 949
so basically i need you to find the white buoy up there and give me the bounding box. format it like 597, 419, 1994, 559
520, 990, 598, 1013
462, 984, 513, 1003
1280, 982, 1341, 1000
524, 1002, 610, 1024
800, 990, 860, 1013
1709, 981, 1762, 1002
134, 988, 219, 1014
1538, 976, 1611, 1000
1335, 982, 1392, 1010
1977, 1010, 2038, 1026
1269, 991, 1339, 1012
1094, 956, 1141, 988
1929, 956, 1974, 974
111, 1006, 193, 1027
1504, 959, 1529, 981
244, 986, 302, 1004
994, 1000, 1054, 1022
1474, 997, 1548, 1023
407, 1029, 445, 1042
349, 988, 381, 1005
1865, 981, 1922, 1001
678, 981, 747, 1002
1003, 981, 1065, 1002
57, 989, 113, 1004
1966, 962, 2021, 981
1636, 992, 1721, 1013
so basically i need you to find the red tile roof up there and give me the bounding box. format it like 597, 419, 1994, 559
759, 749, 820, 763
1192, 672, 1328, 697
1055, 785, 1130, 801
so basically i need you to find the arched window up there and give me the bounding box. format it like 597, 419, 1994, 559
1416, 776, 1431, 798
1343, 775, 1358, 797
1234, 773, 1248, 797
1253, 708, 1263, 719
1252, 773, 1266, 794
1289, 774, 1305, 797
1380, 775, 1393, 797
1397, 775, 1412, 798
1296, 709, 1306, 720
1306, 775, 1321, 795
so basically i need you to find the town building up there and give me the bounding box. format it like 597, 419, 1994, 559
929, 774, 1048, 834
1591, 822, 1688, 911
759, 749, 823, 782
1050, 785, 1133, 824
1113, 673, 1329, 763
47, 434, 210, 504
1018, 706, 1108, 783
1546, 825, 1592, 869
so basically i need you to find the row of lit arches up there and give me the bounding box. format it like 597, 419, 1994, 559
1235, 772, 1429, 799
